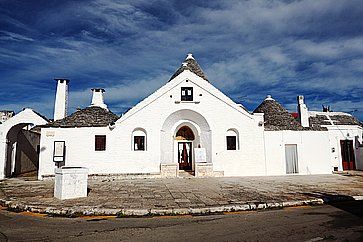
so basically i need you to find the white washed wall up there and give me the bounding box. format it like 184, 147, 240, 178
264, 131, 332, 175
39, 71, 266, 178
38, 126, 161, 179
325, 126, 363, 171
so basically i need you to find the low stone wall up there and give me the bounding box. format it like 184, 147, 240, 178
213, 170, 224, 177
160, 163, 178, 178
42, 172, 162, 181
195, 163, 214, 177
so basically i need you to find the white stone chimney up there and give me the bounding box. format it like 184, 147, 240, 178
53, 78, 69, 121
91, 88, 108, 110
297, 95, 309, 128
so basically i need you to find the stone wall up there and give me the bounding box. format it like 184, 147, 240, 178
195, 163, 214, 177
160, 163, 178, 178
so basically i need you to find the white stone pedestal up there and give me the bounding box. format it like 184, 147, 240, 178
54, 167, 88, 200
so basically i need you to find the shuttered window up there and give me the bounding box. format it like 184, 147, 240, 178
134, 136, 145, 151
95, 135, 106, 151
226, 136, 237, 150
181, 87, 193, 101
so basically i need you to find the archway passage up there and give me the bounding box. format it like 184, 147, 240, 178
176, 126, 195, 170
5, 123, 41, 178
0, 108, 48, 179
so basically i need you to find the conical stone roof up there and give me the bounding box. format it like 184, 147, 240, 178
254, 96, 304, 131
169, 53, 208, 82
46, 106, 119, 128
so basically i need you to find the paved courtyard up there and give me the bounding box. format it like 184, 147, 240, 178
0, 173, 362, 216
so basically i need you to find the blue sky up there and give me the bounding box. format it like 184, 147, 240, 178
0, 0, 362, 120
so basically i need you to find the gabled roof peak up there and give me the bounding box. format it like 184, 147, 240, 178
169, 53, 208, 82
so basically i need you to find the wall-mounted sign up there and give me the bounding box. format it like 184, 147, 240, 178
194, 148, 206, 163
53, 141, 65, 163
46, 131, 55, 137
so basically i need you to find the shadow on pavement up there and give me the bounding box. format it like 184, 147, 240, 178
327, 200, 363, 218
302, 192, 363, 218
302, 191, 355, 203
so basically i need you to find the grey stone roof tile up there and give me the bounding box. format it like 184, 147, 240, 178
169, 54, 208, 82
254, 98, 327, 131
309, 113, 363, 128
253, 99, 304, 131
45, 106, 119, 128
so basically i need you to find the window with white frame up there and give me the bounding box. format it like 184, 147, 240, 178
132, 129, 146, 151
181, 87, 193, 101
226, 129, 239, 150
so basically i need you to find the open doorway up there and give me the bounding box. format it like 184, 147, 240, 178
340, 140, 356, 170
5, 124, 41, 178
176, 126, 195, 171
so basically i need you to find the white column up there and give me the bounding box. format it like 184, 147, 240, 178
10, 142, 16, 175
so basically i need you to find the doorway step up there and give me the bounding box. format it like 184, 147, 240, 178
178, 170, 195, 178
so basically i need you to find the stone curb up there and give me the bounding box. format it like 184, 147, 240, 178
1, 195, 362, 217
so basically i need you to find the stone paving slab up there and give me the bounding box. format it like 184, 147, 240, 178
0, 174, 362, 217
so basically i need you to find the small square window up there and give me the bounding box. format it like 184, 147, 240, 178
95, 135, 106, 151
227, 136, 236, 150
181, 87, 193, 101
134, 136, 145, 151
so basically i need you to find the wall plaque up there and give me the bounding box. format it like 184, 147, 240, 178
194, 148, 206, 163
53, 141, 65, 163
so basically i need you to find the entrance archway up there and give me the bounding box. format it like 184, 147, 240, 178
4, 123, 42, 178
0, 108, 48, 179
160, 109, 211, 171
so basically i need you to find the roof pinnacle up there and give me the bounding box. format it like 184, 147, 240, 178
186, 53, 195, 60
265, 95, 274, 101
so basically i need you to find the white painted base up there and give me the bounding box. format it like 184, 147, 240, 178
195, 163, 214, 177
54, 167, 88, 200
160, 163, 178, 178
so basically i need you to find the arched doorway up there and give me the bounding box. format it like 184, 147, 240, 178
175, 126, 195, 170
160, 109, 212, 172
5, 123, 40, 178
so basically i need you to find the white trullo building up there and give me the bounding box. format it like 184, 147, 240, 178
36, 54, 363, 180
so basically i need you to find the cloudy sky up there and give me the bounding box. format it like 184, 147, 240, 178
1, 0, 362, 120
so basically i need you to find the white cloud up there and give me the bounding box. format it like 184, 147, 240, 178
0, 31, 34, 42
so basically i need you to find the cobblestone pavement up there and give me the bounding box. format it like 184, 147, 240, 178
0, 173, 362, 216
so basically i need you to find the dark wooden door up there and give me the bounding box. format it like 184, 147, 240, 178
340, 140, 356, 170
178, 142, 192, 170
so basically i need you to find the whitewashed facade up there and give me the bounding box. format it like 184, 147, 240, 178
35, 54, 362, 179
308, 111, 363, 171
